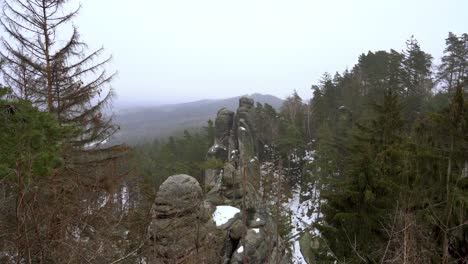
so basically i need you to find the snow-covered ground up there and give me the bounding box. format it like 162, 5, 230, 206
286, 183, 319, 264
284, 148, 320, 264
212, 205, 240, 227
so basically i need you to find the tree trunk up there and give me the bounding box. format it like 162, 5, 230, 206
41, 0, 53, 112
442, 136, 454, 264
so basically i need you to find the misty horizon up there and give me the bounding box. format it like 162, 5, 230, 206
1, 1, 467, 263
75, 0, 468, 105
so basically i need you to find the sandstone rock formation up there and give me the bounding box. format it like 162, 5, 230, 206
148, 174, 223, 263
205, 108, 235, 189
204, 97, 289, 263
149, 97, 289, 264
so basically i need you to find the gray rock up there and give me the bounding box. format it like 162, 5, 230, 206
152, 174, 202, 217
244, 228, 263, 248
223, 188, 244, 200
222, 163, 239, 187
228, 219, 244, 240
229, 247, 244, 264
197, 97, 289, 263
208, 144, 228, 162
249, 214, 266, 228
230, 229, 268, 264
213, 108, 234, 159
205, 187, 225, 206
149, 174, 222, 263
216, 212, 241, 230
239, 97, 254, 108
205, 167, 222, 189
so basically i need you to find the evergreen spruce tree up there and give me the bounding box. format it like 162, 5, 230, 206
402, 36, 433, 97
309, 85, 326, 138
437, 32, 468, 94
0, 86, 72, 182
412, 81, 468, 262
317, 89, 406, 262
0, 86, 77, 262
401, 36, 433, 123
204, 119, 215, 144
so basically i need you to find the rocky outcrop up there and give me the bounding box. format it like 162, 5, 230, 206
149, 97, 289, 264
299, 231, 320, 263
205, 108, 235, 188
148, 174, 223, 264
215, 108, 235, 153
204, 97, 289, 263
205, 97, 259, 191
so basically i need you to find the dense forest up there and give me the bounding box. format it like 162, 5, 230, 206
304, 35, 468, 263
129, 33, 468, 263
0, 0, 467, 263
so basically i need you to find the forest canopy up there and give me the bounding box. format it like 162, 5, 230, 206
0, 0, 466, 262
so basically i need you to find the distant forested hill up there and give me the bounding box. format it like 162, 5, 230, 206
110, 93, 283, 144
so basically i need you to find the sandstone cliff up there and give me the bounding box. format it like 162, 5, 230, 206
148, 97, 289, 264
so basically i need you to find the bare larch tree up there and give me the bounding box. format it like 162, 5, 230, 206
1, 0, 117, 147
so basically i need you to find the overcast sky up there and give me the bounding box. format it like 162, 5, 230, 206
75, 0, 467, 105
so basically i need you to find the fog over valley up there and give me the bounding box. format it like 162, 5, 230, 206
0, 0, 467, 263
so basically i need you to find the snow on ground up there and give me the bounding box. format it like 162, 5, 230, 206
212, 205, 240, 227
237, 246, 244, 253
209, 144, 226, 153
304, 150, 315, 162
121, 184, 129, 213
287, 183, 319, 264
98, 195, 109, 209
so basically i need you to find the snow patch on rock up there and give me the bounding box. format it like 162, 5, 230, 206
237, 246, 244, 253
212, 205, 240, 227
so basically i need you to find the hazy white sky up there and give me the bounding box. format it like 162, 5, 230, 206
75, 0, 467, 104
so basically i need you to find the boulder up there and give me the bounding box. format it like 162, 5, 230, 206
228, 219, 244, 240
152, 174, 202, 216
249, 213, 266, 228
230, 229, 268, 264
149, 174, 222, 264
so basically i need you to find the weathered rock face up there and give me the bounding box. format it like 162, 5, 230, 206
152, 174, 202, 215
215, 108, 235, 151
149, 174, 223, 264
149, 97, 289, 264
235, 97, 261, 190
205, 108, 235, 188
236, 97, 256, 162
204, 97, 289, 263
207, 108, 235, 163
299, 231, 320, 263
205, 97, 259, 189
